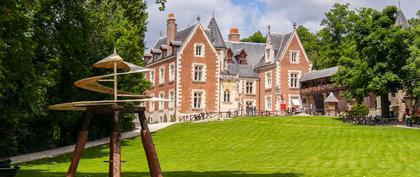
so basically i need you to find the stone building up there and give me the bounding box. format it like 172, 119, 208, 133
144, 13, 311, 122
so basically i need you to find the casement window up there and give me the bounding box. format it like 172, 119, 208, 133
289, 72, 299, 88
159, 66, 165, 85
265, 95, 272, 111
158, 92, 164, 110
193, 64, 205, 82
149, 70, 155, 87
150, 94, 155, 112
169, 90, 175, 108
265, 71, 272, 89
169, 63, 175, 81
290, 50, 299, 63
194, 43, 205, 57
193, 91, 203, 109
246, 81, 254, 94
223, 89, 231, 102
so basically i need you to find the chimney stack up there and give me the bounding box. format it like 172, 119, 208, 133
228, 27, 240, 42
167, 13, 176, 54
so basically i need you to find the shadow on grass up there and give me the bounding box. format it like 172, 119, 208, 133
18, 140, 134, 166
17, 170, 303, 177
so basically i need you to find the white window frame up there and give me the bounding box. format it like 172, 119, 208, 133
245, 81, 254, 95
169, 90, 175, 109
149, 69, 155, 87
159, 66, 165, 85
289, 50, 300, 64
169, 63, 175, 82
265, 95, 272, 111
193, 43, 205, 57
192, 90, 205, 109
288, 70, 301, 88
158, 92, 165, 110
192, 63, 206, 82
265, 71, 272, 89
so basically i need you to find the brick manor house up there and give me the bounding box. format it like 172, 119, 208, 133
144, 13, 311, 122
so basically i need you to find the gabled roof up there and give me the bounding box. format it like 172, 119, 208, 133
325, 92, 339, 103
300, 66, 338, 82
395, 8, 409, 29
152, 24, 196, 50
223, 41, 265, 78
269, 32, 293, 60
207, 17, 225, 48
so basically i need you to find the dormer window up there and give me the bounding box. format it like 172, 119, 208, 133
227, 48, 233, 63
265, 48, 271, 63
237, 50, 247, 65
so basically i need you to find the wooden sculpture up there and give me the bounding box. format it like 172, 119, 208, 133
49, 49, 167, 177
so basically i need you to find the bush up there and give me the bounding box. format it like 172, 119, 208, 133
348, 104, 369, 118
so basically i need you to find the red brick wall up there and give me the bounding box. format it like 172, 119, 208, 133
145, 57, 176, 112
279, 33, 311, 107
179, 25, 218, 113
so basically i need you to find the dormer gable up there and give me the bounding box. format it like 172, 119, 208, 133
227, 48, 234, 63
235, 48, 247, 65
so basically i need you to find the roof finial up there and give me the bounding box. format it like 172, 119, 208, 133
268, 24, 271, 33
196, 15, 200, 22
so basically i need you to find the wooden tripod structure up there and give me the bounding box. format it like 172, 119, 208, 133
49, 49, 168, 177
66, 105, 163, 177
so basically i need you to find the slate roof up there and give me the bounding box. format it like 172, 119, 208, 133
325, 92, 339, 103
254, 31, 293, 69
300, 66, 338, 82
207, 17, 225, 48
223, 41, 266, 78
395, 9, 409, 29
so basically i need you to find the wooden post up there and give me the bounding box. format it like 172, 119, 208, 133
138, 111, 163, 177
109, 109, 121, 177
67, 111, 92, 177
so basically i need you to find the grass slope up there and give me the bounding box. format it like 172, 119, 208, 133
17, 117, 420, 177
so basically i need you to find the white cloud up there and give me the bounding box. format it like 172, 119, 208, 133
145, 0, 419, 50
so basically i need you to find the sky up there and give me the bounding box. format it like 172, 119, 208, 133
144, 0, 419, 50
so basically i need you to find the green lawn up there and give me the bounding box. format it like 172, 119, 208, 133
16, 116, 420, 177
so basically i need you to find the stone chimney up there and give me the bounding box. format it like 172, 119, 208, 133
167, 13, 176, 54
228, 27, 240, 42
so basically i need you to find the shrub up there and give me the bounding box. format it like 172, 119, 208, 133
348, 104, 369, 118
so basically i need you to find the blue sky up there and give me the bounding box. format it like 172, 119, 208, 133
144, 0, 419, 50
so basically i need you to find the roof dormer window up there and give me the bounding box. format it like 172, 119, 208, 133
227, 48, 233, 63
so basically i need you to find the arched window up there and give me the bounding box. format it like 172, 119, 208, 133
224, 89, 231, 102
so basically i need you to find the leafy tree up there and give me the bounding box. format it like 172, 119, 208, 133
403, 13, 420, 102
316, 3, 356, 69
296, 25, 319, 66
241, 31, 266, 43
334, 6, 413, 118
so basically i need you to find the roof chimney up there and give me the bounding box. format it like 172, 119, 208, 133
167, 13, 176, 54
228, 27, 240, 42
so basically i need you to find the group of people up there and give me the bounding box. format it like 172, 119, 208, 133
404, 107, 420, 127
245, 105, 257, 116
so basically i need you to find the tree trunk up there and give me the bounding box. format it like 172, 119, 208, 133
381, 94, 390, 118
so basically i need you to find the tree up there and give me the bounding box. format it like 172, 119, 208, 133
334, 6, 413, 118
316, 3, 357, 69
296, 25, 319, 66
241, 31, 266, 43
403, 12, 420, 102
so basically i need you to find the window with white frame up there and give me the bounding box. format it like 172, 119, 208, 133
169, 63, 175, 81
265, 48, 271, 63
289, 72, 299, 88
193, 91, 203, 109
150, 94, 155, 112
246, 81, 253, 94
169, 90, 175, 108
265, 95, 272, 111
158, 92, 164, 110
149, 70, 155, 87
265, 71, 272, 89
193, 64, 205, 81
194, 43, 204, 57
159, 66, 165, 85
290, 50, 299, 63
223, 89, 231, 102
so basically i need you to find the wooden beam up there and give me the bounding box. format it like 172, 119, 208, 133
109, 110, 121, 177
